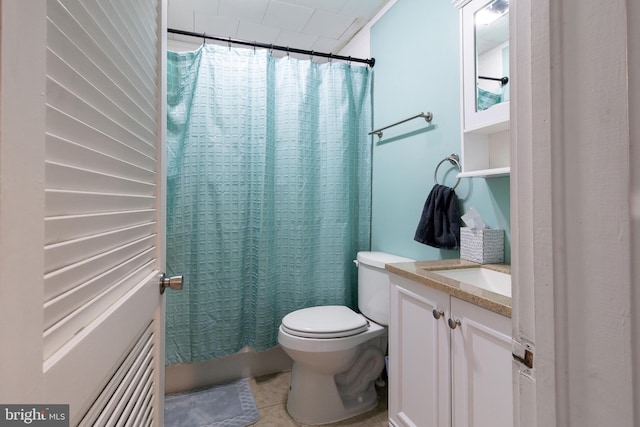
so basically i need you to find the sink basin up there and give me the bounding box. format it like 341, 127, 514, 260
431, 268, 511, 298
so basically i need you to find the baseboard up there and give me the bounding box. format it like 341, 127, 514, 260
165, 345, 293, 394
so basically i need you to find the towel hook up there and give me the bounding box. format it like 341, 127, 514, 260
434, 154, 461, 190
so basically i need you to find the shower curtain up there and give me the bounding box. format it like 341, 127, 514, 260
165, 44, 372, 365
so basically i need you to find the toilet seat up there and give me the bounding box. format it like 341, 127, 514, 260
281, 305, 369, 339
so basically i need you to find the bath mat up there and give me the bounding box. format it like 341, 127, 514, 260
164, 378, 259, 427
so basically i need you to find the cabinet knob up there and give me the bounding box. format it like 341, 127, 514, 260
448, 318, 462, 329
432, 309, 445, 320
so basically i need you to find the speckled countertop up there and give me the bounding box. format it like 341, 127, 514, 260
385, 259, 512, 318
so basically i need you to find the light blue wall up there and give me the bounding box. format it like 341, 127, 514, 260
370, 0, 511, 263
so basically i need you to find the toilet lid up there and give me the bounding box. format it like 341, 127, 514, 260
281, 305, 369, 339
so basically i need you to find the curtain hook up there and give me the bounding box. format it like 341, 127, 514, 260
228, 37, 231, 50
287, 46, 290, 58
253, 42, 256, 54
309, 50, 314, 61
202, 32, 206, 46
270, 44, 274, 55
328, 53, 333, 64
348, 56, 352, 66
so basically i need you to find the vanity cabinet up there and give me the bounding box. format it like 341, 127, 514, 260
453, 0, 511, 177
388, 274, 513, 427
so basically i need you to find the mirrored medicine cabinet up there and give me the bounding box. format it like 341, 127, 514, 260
453, 0, 511, 177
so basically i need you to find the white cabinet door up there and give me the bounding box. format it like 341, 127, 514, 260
0, 0, 168, 425
450, 297, 513, 427
389, 275, 451, 427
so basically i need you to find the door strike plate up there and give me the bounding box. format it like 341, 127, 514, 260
512, 348, 534, 369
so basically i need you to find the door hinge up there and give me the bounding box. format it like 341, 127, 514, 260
512, 340, 534, 369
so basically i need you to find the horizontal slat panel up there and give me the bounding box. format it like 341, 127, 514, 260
131, 390, 153, 427
115, 0, 157, 63
46, 16, 156, 132
47, 134, 155, 183
119, 374, 153, 427
111, 358, 153, 426
45, 210, 155, 244
54, 0, 157, 109
46, 106, 155, 171
78, 322, 153, 427
43, 260, 155, 359
47, 49, 156, 143
126, 378, 154, 427
82, 0, 157, 95
97, 1, 156, 81
44, 248, 156, 328
57, 0, 157, 103
47, 0, 156, 115
47, 78, 155, 158
46, 161, 155, 195
99, 342, 153, 426
143, 391, 154, 426
44, 236, 155, 300
45, 222, 155, 274
45, 190, 155, 216
124, 0, 157, 43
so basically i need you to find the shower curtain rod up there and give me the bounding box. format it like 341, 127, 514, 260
167, 28, 376, 67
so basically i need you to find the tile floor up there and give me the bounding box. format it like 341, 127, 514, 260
247, 371, 389, 427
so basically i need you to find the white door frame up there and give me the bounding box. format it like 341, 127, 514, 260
512, 0, 639, 425
0, 0, 49, 403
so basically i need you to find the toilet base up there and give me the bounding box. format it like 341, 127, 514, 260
285, 362, 379, 425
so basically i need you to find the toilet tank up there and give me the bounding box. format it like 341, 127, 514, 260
356, 251, 415, 326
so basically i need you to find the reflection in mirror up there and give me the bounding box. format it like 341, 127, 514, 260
474, 0, 509, 112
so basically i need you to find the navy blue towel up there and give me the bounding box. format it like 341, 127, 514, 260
414, 184, 461, 250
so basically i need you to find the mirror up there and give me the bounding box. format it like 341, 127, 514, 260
474, 0, 509, 112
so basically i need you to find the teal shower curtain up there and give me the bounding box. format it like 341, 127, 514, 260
165, 44, 372, 365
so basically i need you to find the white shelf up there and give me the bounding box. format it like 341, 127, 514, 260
457, 167, 510, 178
464, 115, 510, 134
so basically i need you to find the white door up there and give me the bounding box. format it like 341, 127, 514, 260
0, 0, 169, 425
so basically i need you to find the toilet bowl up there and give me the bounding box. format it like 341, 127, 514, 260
277, 252, 414, 425
278, 306, 386, 425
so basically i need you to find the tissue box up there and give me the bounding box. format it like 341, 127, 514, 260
460, 227, 504, 264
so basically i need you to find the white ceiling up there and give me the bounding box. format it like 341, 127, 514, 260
167, 0, 393, 55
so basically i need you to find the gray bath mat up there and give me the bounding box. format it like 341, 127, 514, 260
165, 378, 259, 427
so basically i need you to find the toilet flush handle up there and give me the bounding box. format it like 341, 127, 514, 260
353, 260, 359, 267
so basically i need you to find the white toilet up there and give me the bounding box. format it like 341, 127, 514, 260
278, 251, 414, 425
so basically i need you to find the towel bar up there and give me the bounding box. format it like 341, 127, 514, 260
434, 154, 461, 190
368, 112, 433, 139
